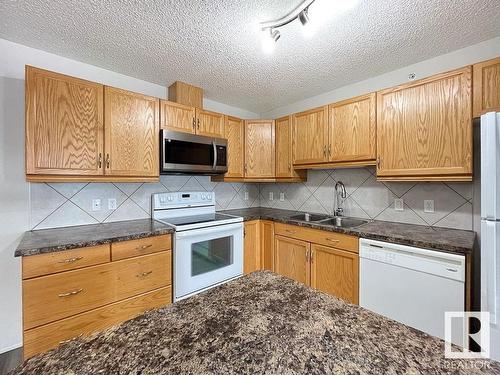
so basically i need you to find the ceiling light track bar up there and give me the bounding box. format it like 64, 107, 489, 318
260, 0, 316, 30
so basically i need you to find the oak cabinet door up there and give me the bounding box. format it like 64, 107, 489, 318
274, 235, 310, 285
25, 66, 104, 176
244, 221, 260, 274
260, 221, 274, 271
310, 244, 359, 304
245, 120, 275, 178
292, 106, 329, 165
275, 115, 295, 178
160, 100, 195, 134
329, 93, 376, 163
104, 87, 159, 177
473, 57, 500, 118
196, 109, 225, 137
377, 66, 472, 179
225, 116, 245, 178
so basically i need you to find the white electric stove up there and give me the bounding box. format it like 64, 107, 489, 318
152, 192, 243, 301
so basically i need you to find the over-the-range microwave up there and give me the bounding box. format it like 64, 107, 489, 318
160, 130, 228, 175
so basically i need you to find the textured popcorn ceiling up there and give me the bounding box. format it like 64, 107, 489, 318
1, 0, 500, 113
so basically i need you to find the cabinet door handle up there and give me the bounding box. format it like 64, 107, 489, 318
136, 271, 153, 278
136, 244, 153, 251
310, 249, 314, 263
328, 145, 331, 157
106, 154, 110, 169
305, 249, 309, 261
288, 164, 291, 172
197, 118, 200, 130
323, 145, 327, 157
98, 153, 102, 168
58, 256, 83, 264
192, 117, 196, 130
377, 157, 381, 168
58, 288, 83, 298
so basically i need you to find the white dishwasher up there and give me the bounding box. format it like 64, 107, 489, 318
359, 238, 465, 344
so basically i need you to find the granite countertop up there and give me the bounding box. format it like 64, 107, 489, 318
15, 219, 174, 257
220, 207, 475, 255
12, 271, 499, 374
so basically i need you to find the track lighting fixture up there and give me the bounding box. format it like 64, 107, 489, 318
259, 0, 359, 52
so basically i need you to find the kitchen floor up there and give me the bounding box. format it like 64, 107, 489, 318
0, 348, 22, 374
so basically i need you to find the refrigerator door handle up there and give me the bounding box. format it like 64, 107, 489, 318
481, 112, 500, 220
481, 220, 499, 325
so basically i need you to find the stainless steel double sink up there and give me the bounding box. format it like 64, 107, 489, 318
288, 213, 369, 229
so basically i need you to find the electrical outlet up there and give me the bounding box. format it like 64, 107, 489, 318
279, 192, 285, 201
108, 198, 117, 210
92, 199, 101, 211
269, 192, 274, 201
244, 191, 249, 201
424, 200, 435, 213
394, 198, 404, 211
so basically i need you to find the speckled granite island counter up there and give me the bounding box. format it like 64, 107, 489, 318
12, 271, 498, 374
15, 219, 174, 257
220, 207, 475, 255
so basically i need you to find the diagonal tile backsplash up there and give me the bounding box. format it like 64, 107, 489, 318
30, 177, 260, 230
30, 169, 473, 231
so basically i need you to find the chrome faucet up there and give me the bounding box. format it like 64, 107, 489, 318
334, 181, 347, 216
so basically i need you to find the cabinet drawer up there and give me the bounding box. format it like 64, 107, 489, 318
274, 223, 358, 253
22, 245, 110, 279
111, 235, 171, 261
23, 261, 116, 329
23, 251, 172, 329
115, 251, 172, 301
23, 286, 172, 359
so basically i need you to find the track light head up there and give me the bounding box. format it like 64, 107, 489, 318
261, 28, 281, 54
298, 8, 310, 25
270, 29, 281, 42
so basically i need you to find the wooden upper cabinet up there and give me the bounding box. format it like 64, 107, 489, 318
329, 93, 376, 164
473, 57, 500, 118
244, 221, 260, 274
160, 100, 195, 134
104, 87, 159, 177
196, 109, 225, 138
310, 244, 359, 304
168, 81, 203, 109
25, 66, 104, 176
245, 120, 275, 178
275, 115, 294, 178
292, 106, 329, 165
376, 66, 472, 180
225, 116, 245, 178
274, 235, 310, 285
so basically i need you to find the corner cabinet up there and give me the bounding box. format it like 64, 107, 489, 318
25, 66, 159, 182
224, 116, 245, 178
376, 66, 473, 181
26, 66, 104, 177
244, 120, 275, 178
473, 57, 500, 118
104, 87, 159, 177
292, 106, 329, 165
275, 115, 306, 179
329, 93, 376, 166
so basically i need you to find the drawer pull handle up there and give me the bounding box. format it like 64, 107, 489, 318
137, 271, 153, 278
58, 288, 83, 298
285, 229, 295, 234
137, 244, 153, 251
58, 256, 83, 264
326, 238, 340, 243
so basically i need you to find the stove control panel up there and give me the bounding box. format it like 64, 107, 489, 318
152, 191, 215, 209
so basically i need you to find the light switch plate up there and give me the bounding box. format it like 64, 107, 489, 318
269, 192, 274, 201
244, 191, 249, 201
424, 200, 435, 213
279, 192, 285, 201
92, 199, 101, 211
108, 198, 117, 210
394, 198, 404, 211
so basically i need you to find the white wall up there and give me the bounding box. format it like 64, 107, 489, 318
0, 38, 258, 353
262, 36, 500, 118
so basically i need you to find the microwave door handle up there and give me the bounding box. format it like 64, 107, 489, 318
212, 141, 217, 170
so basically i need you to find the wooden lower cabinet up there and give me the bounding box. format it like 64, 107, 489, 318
22, 235, 172, 358
274, 235, 310, 285
23, 286, 171, 358
244, 221, 260, 274
310, 244, 359, 304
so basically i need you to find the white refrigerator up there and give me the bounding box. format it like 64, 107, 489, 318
481, 111, 500, 360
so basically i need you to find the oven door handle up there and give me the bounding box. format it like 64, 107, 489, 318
212, 141, 217, 170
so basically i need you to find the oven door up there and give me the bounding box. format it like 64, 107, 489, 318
161, 130, 227, 174
174, 222, 243, 301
